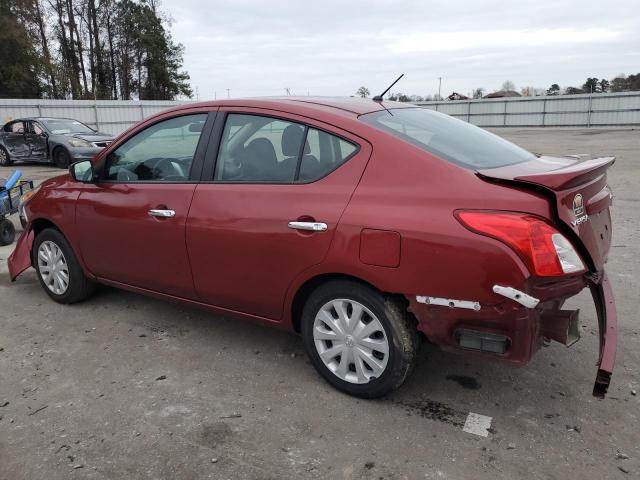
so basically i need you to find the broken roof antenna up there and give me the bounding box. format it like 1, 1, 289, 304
373, 74, 404, 102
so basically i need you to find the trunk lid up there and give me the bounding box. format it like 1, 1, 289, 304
477, 155, 615, 271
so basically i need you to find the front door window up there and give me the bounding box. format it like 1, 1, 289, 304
104, 114, 207, 182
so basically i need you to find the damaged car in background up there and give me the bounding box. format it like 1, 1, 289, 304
0, 117, 114, 168
7, 97, 617, 398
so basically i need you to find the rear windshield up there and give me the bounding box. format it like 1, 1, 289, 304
360, 108, 534, 169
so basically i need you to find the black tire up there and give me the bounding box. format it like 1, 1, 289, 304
0, 218, 15, 246
301, 280, 420, 398
0, 146, 12, 166
33, 228, 96, 304
53, 147, 71, 169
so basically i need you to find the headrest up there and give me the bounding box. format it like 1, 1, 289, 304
281, 124, 310, 157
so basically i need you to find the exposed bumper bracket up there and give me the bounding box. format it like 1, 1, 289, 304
415, 295, 480, 311
492, 285, 540, 308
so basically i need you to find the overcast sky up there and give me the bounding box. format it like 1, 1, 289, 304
168, 0, 640, 99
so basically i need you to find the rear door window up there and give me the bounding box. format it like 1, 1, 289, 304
214, 113, 358, 183
215, 114, 303, 182
360, 108, 534, 169
299, 128, 357, 182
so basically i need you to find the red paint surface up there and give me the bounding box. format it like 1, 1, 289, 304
359, 229, 401, 268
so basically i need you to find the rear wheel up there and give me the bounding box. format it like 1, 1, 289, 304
53, 148, 71, 168
33, 228, 95, 303
0, 219, 15, 245
0, 146, 12, 166
301, 280, 420, 398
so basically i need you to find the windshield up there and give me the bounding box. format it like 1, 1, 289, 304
40, 119, 94, 135
360, 108, 535, 169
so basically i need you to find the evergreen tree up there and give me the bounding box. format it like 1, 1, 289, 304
0, 0, 43, 98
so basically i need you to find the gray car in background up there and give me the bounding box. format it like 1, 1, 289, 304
0, 117, 114, 168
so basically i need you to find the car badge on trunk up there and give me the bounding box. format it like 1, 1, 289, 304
573, 193, 585, 216
571, 193, 588, 226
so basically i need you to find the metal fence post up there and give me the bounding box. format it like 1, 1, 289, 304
139, 103, 145, 121
587, 95, 593, 128
542, 98, 547, 127
503, 100, 507, 126
467, 101, 471, 123
93, 103, 100, 131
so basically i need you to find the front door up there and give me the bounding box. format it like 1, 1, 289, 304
26, 121, 48, 161
75, 112, 212, 299
186, 110, 371, 319
4, 121, 30, 159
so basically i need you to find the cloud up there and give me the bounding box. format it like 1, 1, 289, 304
167, 0, 640, 98
388, 28, 622, 53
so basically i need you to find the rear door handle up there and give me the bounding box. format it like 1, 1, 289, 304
288, 221, 328, 232
148, 209, 176, 218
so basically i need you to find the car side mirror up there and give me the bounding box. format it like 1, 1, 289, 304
69, 160, 95, 183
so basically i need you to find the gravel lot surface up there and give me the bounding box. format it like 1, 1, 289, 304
1, 128, 638, 479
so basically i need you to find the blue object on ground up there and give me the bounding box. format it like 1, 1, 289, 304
3, 170, 22, 190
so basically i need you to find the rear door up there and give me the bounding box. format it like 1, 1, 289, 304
75, 111, 214, 298
186, 109, 371, 319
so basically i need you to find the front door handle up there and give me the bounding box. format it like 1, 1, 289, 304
148, 209, 176, 218
288, 221, 328, 232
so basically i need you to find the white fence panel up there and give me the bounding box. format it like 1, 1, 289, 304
0, 99, 186, 135
470, 101, 504, 114
507, 100, 544, 113
591, 110, 640, 125
506, 113, 544, 126
415, 91, 640, 127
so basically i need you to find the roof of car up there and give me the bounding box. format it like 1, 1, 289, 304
170, 97, 415, 116
8, 117, 79, 122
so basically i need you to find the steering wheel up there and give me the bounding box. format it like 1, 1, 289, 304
152, 158, 185, 180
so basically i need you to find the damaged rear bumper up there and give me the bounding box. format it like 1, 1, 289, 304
408, 271, 618, 398
589, 272, 617, 398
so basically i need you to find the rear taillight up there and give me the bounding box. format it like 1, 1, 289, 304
456, 211, 585, 277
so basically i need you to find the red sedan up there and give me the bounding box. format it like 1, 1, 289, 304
8, 98, 617, 398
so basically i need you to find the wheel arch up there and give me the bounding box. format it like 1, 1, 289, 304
50, 144, 67, 162
290, 272, 411, 333
31, 217, 61, 236
30, 218, 62, 264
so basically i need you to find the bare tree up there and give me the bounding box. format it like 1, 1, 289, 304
501, 80, 516, 91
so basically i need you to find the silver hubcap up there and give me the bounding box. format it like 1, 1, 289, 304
37, 241, 69, 295
0, 150, 6, 163
313, 299, 389, 384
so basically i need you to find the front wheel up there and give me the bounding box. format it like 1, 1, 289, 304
33, 228, 96, 303
53, 148, 71, 168
0, 146, 12, 166
301, 280, 420, 398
